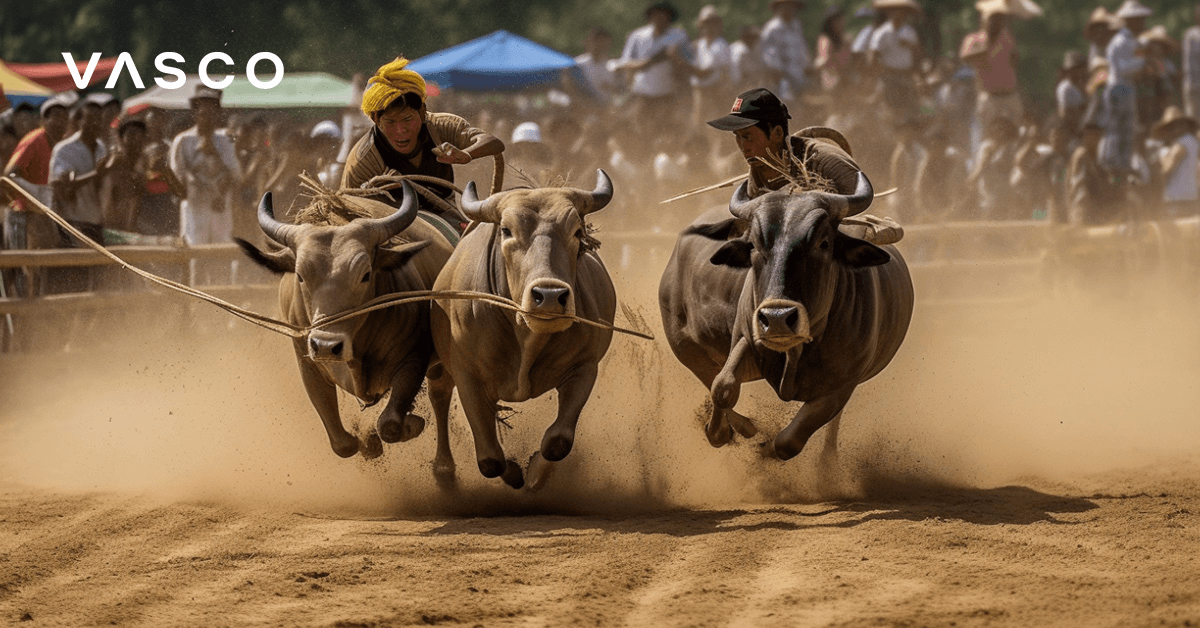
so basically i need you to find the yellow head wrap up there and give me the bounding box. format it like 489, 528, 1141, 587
361, 57, 427, 116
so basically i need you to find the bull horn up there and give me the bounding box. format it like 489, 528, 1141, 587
579, 169, 613, 216
361, 179, 419, 241
257, 192, 301, 247
459, 180, 500, 223
727, 180, 753, 220
830, 171, 874, 221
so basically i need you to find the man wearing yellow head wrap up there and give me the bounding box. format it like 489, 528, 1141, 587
342, 57, 504, 227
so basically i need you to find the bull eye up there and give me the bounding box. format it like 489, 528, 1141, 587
820, 239, 830, 251
361, 270, 371, 283
501, 227, 512, 238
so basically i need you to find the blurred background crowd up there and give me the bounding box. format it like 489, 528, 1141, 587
1, 0, 1199, 301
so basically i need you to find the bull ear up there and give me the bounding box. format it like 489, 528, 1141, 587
235, 237, 296, 274
834, 232, 890, 268
709, 239, 753, 268
375, 240, 431, 270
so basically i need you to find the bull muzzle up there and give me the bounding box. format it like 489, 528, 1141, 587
519, 279, 576, 334
753, 299, 812, 352
308, 329, 353, 362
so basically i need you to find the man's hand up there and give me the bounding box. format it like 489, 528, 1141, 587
433, 142, 472, 165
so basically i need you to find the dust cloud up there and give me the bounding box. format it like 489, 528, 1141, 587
2, 215, 1199, 517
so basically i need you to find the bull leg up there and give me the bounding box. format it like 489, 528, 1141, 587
457, 378, 524, 489
708, 336, 754, 447
819, 412, 843, 470
427, 366, 457, 489
540, 363, 599, 462
377, 354, 430, 444
770, 385, 856, 461
293, 344, 360, 458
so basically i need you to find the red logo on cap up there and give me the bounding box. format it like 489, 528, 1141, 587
731, 98, 743, 113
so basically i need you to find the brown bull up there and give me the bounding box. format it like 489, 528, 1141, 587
430, 170, 617, 490
238, 182, 455, 472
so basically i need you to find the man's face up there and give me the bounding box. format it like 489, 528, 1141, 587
648, 9, 671, 30
192, 98, 220, 128
79, 104, 101, 136
43, 108, 68, 140
120, 126, 147, 154
376, 105, 424, 155
733, 124, 781, 164
775, 3, 797, 21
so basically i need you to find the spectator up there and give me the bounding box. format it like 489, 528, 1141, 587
615, 2, 694, 143
9, 102, 39, 144
814, 5, 853, 93
508, 121, 555, 181
1137, 26, 1180, 130
1084, 7, 1117, 70
1056, 51, 1088, 134
761, 0, 812, 99
49, 94, 110, 291
691, 5, 732, 124
1151, 106, 1199, 217
965, 114, 1019, 220
1185, 6, 1200, 117
851, 6, 884, 62
309, 120, 343, 188
170, 85, 242, 249
1068, 118, 1124, 226
1102, 0, 1153, 175
575, 27, 620, 106
961, 0, 1023, 131
0, 113, 17, 168
868, 0, 923, 126
100, 118, 148, 233
730, 26, 767, 93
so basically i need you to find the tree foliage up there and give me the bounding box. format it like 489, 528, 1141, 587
1, 0, 1195, 112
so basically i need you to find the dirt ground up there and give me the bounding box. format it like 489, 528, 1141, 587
2, 229, 1200, 627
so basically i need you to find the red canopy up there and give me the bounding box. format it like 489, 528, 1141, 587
5, 57, 120, 91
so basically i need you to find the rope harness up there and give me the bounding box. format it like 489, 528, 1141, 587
0, 176, 653, 341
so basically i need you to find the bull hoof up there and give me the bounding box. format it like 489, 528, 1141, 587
433, 459, 457, 490
360, 432, 384, 460
501, 460, 525, 490
540, 433, 574, 462
705, 418, 733, 448
331, 437, 360, 459
525, 452, 554, 492
478, 457, 506, 479
378, 413, 425, 444
772, 434, 803, 461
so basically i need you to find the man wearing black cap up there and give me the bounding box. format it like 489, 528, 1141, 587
707, 87, 863, 199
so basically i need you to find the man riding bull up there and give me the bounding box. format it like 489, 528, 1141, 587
706, 86, 900, 240
342, 57, 504, 233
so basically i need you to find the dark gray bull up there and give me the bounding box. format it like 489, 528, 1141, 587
430, 170, 617, 489
658, 173, 913, 460
238, 182, 455, 467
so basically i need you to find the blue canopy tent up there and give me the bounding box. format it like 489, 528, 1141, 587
408, 30, 580, 91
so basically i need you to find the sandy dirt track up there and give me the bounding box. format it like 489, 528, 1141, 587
3, 233, 1200, 626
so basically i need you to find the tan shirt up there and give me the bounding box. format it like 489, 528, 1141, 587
747, 127, 863, 199
341, 112, 484, 191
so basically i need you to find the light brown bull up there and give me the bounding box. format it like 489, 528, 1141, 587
430, 170, 617, 490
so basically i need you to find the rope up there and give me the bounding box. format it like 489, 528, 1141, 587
0, 176, 653, 342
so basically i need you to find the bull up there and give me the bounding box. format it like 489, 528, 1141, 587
658, 172, 913, 461
238, 182, 455, 471
430, 170, 617, 489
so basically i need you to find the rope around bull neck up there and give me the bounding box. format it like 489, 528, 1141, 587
0, 177, 653, 341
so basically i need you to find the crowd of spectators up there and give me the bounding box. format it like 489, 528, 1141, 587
2, 0, 1200, 303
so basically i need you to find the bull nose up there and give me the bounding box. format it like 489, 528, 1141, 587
757, 306, 800, 335
530, 285, 570, 309
309, 336, 345, 359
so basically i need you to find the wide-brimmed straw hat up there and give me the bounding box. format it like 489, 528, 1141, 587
1084, 7, 1115, 38
1114, 0, 1152, 19
1139, 25, 1181, 54
873, 0, 922, 14
1152, 106, 1199, 139
975, 0, 1042, 20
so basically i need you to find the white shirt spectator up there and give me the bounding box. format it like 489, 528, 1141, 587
50, 132, 107, 226
730, 39, 767, 87
1106, 27, 1145, 88
851, 24, 876, 54
1056, 78, 1086, 119
1184, 25, 1200, 94
869, 21, 918, 71
575, 52, 619, 101
619, 24, 693, 98
1161, 133, 1200, 203
761, 15, 812, 94
691, 36, 732, 88
170, 127, 242, 245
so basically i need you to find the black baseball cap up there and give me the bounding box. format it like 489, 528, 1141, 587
706, 88, 792, 131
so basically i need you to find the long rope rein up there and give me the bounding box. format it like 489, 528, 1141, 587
0, 176, 653, 341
